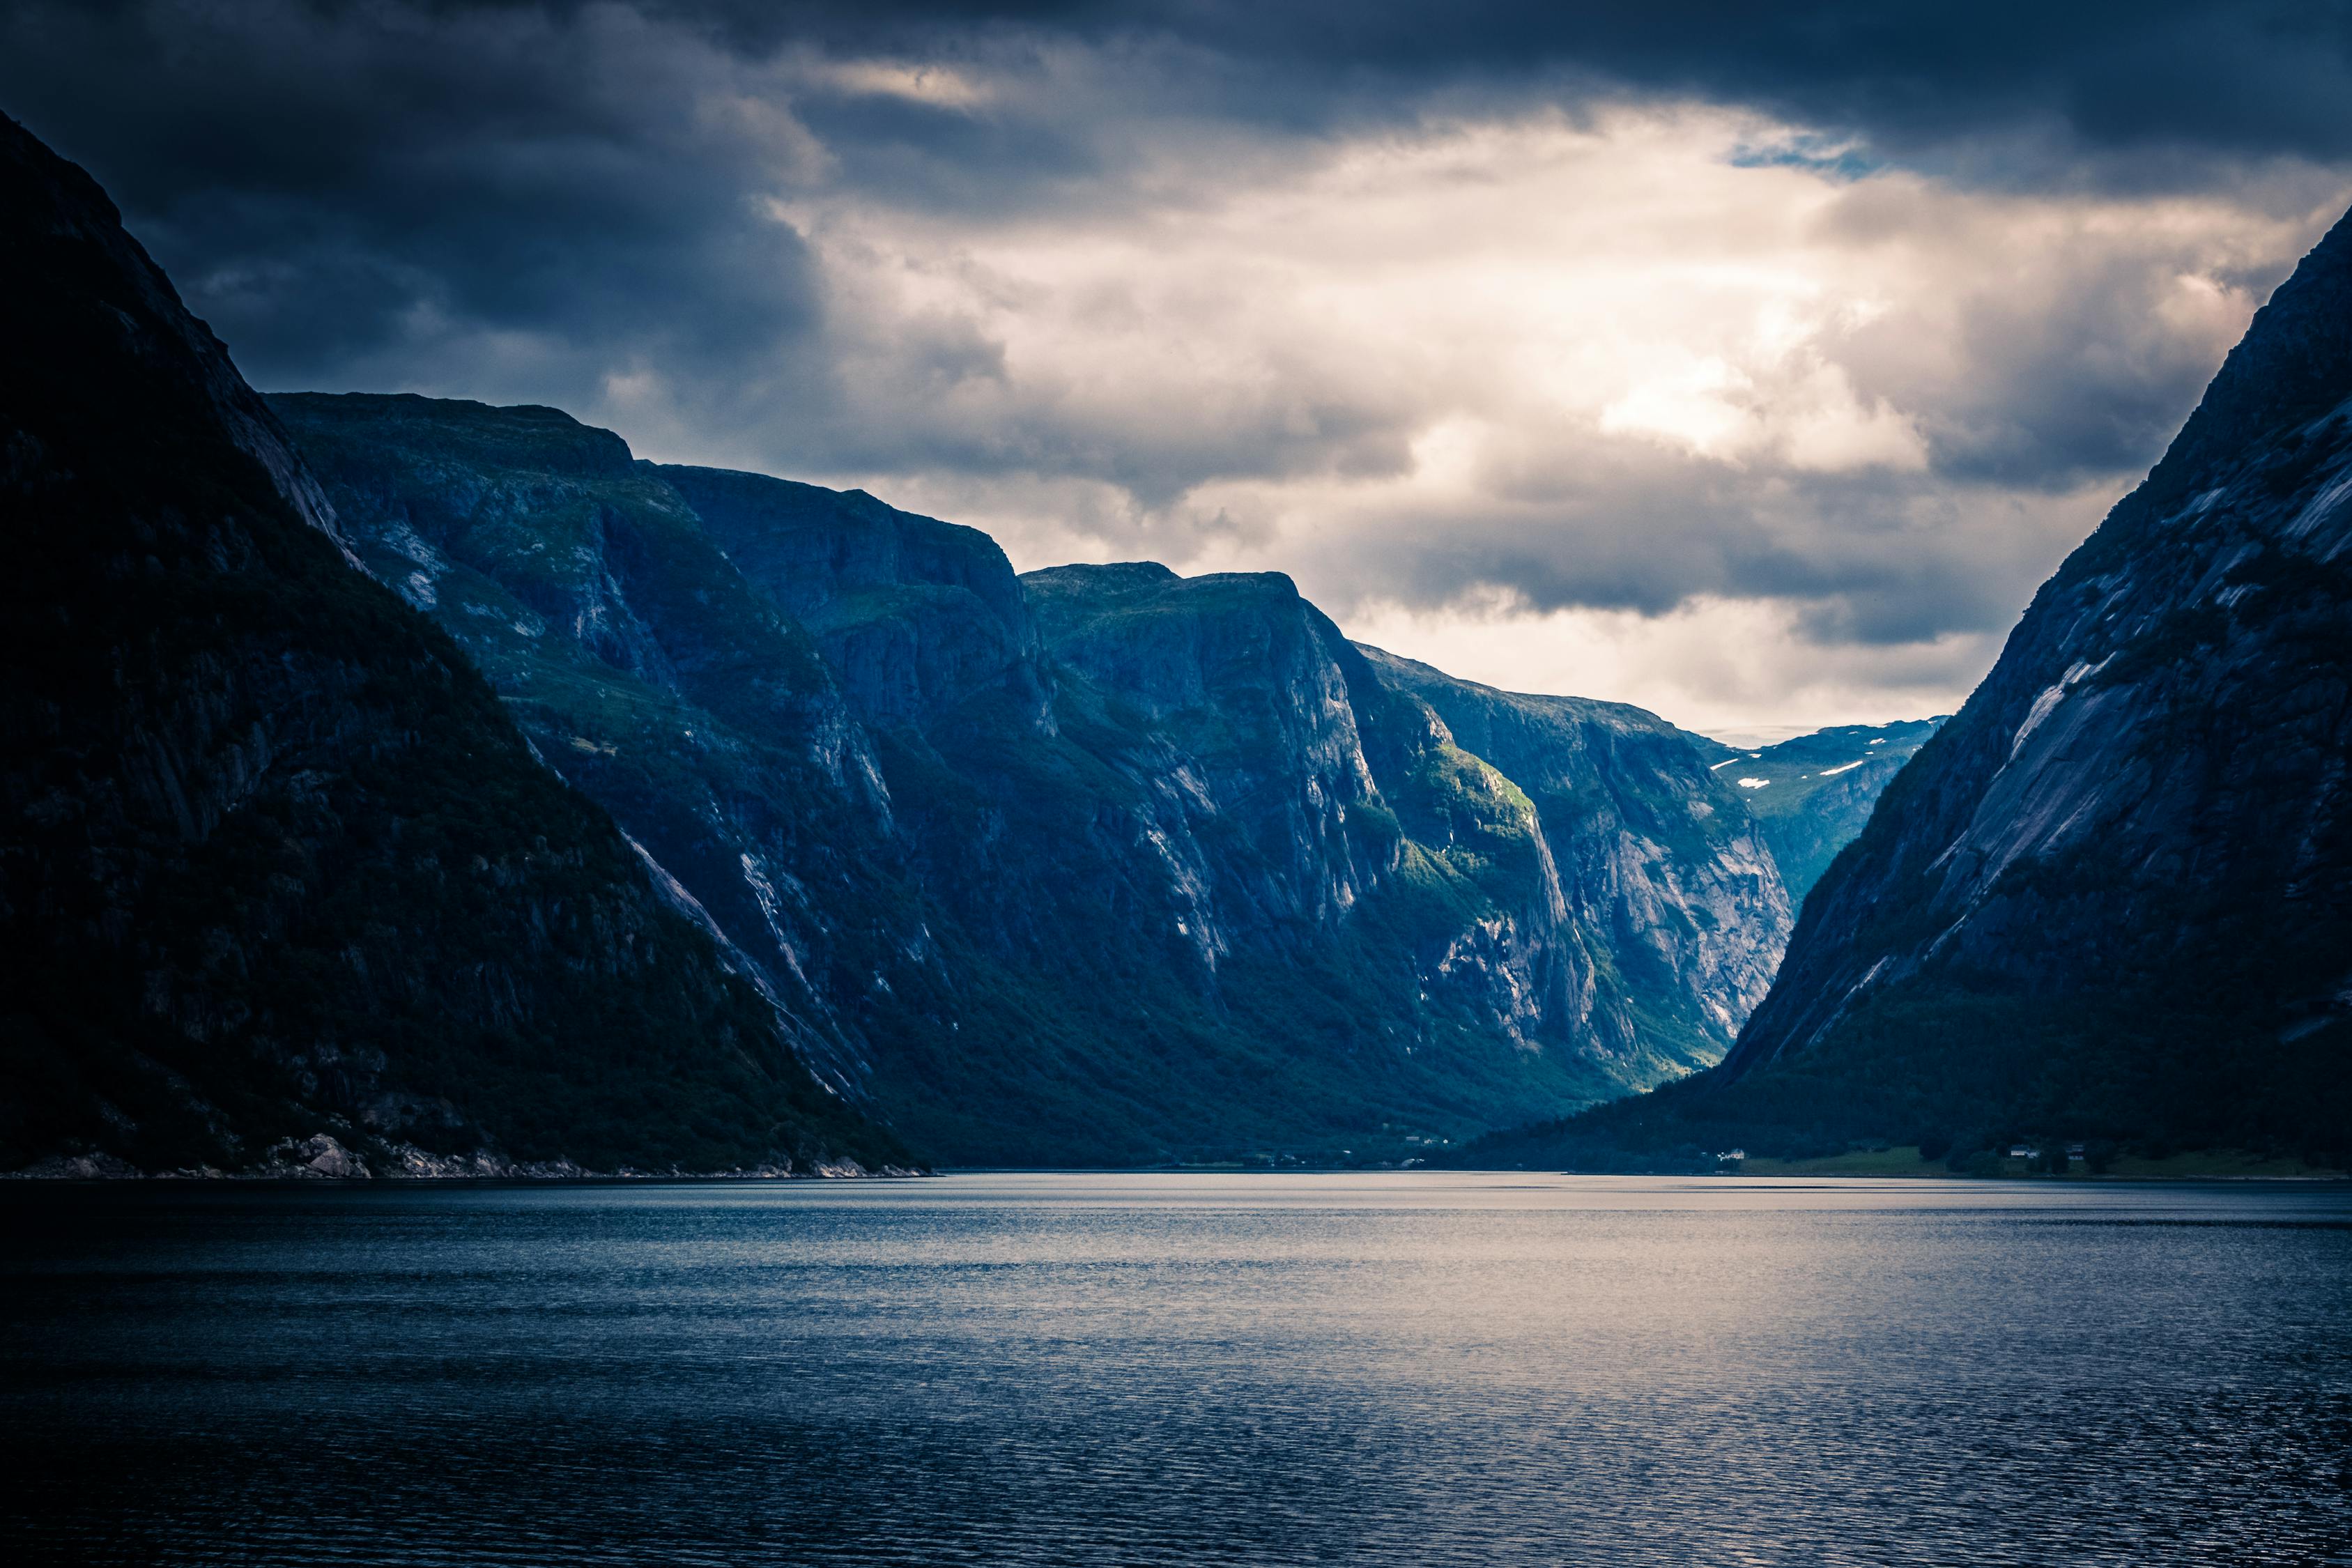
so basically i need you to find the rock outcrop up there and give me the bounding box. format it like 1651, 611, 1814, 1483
1362, 649, 1791, 1061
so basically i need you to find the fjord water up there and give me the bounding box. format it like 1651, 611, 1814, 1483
5, 1176, 2348, 1566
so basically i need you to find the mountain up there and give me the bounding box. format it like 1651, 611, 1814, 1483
1482, 204, 2352, 1171
254, 397, 924, 1104
0, 110, 1801, 1176
0, 114, 907, 1178
1356, 650, 1788, 1050
1693, 720, 1948, 902
654, 463, 1048, 737
272, 396, 1799, 1164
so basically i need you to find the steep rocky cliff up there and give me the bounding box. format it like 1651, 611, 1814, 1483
1692, 719, 1948, 903
1522, 205, 2352, 1167
1361, 650, 1791, 1061
270, 394, 937, 1098
1017, 564, 1591, 1063
0, 114, 905, 1177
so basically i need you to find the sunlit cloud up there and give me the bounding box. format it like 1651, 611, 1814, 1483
690, 105, 2337, 730
1344, 595, 1988, 746
816, 60, 995, 109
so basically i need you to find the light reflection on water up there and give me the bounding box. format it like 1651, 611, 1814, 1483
5, 1174, 2349, 1565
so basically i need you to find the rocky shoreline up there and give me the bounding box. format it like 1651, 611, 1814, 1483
9, 1133, 926, 1181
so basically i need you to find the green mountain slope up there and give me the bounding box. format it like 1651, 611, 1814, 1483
269, 394, 926, 1099
1357, 648, 1789, 1062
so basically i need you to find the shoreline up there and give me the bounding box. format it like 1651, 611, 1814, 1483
10, 1162, 2342, 1185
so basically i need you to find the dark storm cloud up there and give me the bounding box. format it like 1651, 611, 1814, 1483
1319, 443, 2074, 650
647, 0, 2352, 169
0, 0, 825, 401
3, 0, 2337, 399
1824, 199, 2268, 490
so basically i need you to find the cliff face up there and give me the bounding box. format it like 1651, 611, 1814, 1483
1715, 206, 2352, 1156
270, 394, 933, 1096
1020, 564, 1391, 957
1362, 650, 1792, 1064
657, 465, 1048, 735
0, 116, 905, 1176
1018, 564, 1585, 1057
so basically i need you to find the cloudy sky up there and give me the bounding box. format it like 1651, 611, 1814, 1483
9, 2, 2351, 737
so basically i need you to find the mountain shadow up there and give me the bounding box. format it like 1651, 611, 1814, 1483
0, 114, 907, 1178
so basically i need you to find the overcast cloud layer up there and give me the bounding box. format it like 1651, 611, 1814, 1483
8, 1, 2350, 735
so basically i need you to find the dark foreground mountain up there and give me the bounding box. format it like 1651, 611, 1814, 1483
271, 396, 1802, 1165
1692, 720, 1949, 902
0, 114, 907, 1177
1474, 206, 2352, 1172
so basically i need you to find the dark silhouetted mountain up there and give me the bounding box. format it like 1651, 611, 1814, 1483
1691, 720, 1949, 902
1473, 205, 2352, 1171
272, 398, 1799, 1164
0, 114, 906, 1178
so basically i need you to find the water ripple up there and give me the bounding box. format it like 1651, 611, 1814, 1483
3, 1174, 2349, 1566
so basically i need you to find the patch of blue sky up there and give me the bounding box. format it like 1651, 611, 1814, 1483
1728, 133, 1884, 183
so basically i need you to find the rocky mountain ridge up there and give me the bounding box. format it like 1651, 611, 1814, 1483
1360, 647, 1789, 1053
0, 112, 1949, 1176
1726, 206, 2352, 1118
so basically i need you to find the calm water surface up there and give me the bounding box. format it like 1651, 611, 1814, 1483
4, 1174, 2349, 1566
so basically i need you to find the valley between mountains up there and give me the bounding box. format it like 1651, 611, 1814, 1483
0, 109, 1919, 1176
5, 106, 2345, 1178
